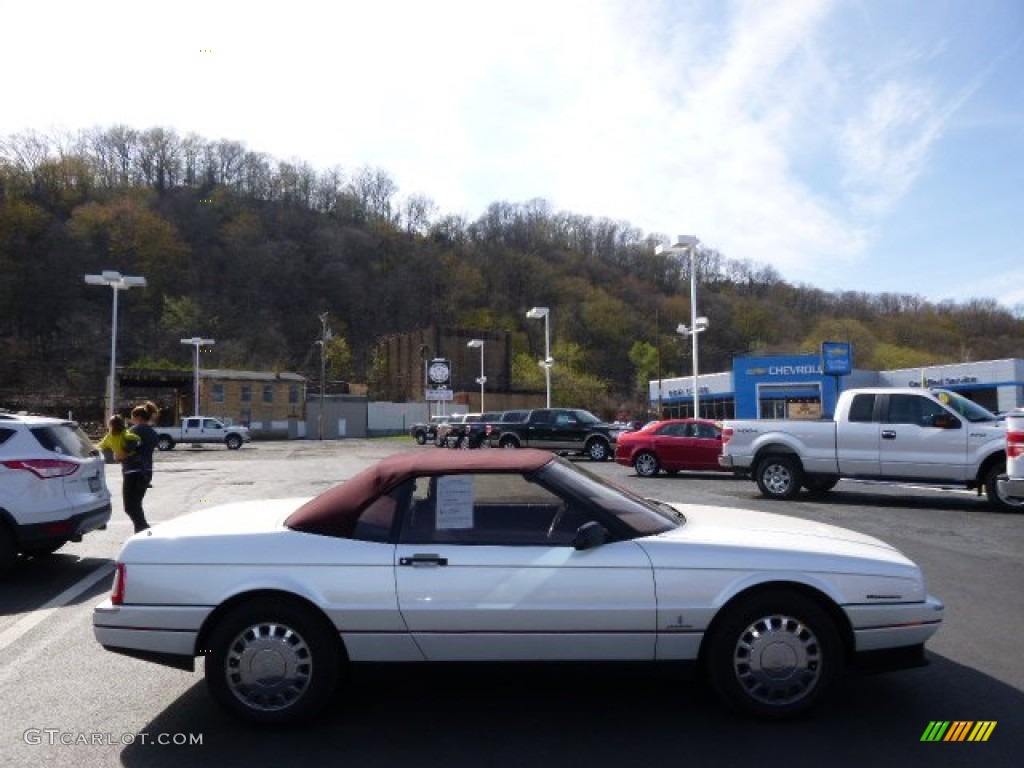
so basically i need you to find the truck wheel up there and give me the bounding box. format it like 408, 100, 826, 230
414, 431, 427, 445
499, 435, 520, 449
157, 435, 175, 451
755, 455, 803, 500
984, 464, 1024, 513
225, 434, 243, 450
586, 438, 611, 462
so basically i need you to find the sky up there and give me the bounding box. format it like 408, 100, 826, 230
3, 0, 1023, 309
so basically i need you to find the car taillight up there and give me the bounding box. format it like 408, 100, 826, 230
111, 563, 126, 605
2, 459, 79, 479
721, 427, 734, 445
1008, 431, 1024, 460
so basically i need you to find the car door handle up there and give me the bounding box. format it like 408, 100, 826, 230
399, 554, 448, 567
881, 430, 896, 440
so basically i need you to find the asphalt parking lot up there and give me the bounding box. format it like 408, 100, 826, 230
1, 439, 1021, 768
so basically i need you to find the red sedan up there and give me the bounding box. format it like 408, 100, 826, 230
615, 418, 727, 477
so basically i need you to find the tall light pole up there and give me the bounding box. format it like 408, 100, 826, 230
526, 307, 553, 408
84, 271, 147, 418
467, 339, 486, 412
180, 337, 215, 416
657, 235, 704, 417
317, 312, 331, 440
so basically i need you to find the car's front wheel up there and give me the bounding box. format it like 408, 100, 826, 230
414, 431, 427, 445
225, 434, 243, 450
633, 451, 661, 477
205, 598, 341, 725
706, 589, 841, 719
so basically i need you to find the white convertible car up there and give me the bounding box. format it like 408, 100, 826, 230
93, 450, 944, 724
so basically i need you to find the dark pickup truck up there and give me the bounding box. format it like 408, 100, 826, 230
488, 408, 626, 461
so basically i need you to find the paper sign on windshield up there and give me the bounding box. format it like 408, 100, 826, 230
436, 475, 474, 529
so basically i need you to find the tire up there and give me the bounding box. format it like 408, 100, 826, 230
984, 463, 1024, 513
498, 435, 520, 449
586, 438, 611, 462
225, 434, 243, 450
803, 476, 839, 496
633, 451, 661, 477
0, 525, 16, 575
705, 589, 841, 719
755, 455, 803, 500
414, 431, 427, 446
205, 598, 341, 725
157, 435, 175, 451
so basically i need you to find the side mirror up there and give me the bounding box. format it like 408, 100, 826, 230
573, 521, 610, 551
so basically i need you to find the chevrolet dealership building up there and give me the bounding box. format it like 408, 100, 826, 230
651, 355, 1024, 420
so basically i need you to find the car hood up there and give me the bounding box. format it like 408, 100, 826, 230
640, 502, 919, 577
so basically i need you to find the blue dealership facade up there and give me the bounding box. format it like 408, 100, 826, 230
651, 354, 1024, 420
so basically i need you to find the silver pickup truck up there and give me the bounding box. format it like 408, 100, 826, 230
720, 387, 1020, 512
155, 417, 251, 451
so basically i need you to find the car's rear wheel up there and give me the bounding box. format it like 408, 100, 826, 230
633, 451, 661, 477
706, 590, 841, 719
205, 598, 341, 725
20, 540, 65, 557
755, 455, 803, 500
157, 435, 175, 451
0, 526, 16, 574
499, 435, 520, 449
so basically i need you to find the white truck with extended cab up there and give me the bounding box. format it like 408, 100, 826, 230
719, 387, 1021, 512
155, 416, 251, 451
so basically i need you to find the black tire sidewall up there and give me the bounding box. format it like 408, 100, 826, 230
205, 599, 340, 725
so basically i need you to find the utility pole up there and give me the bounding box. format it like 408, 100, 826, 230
317, 312, 330, 440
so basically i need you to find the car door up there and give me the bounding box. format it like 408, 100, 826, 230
878, 393, 967, 480
649, 423, 690, 470
689, 422, 723, 469
394, 472, 657, 661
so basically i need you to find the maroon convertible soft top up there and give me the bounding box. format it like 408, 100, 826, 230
285, 448, 553, 537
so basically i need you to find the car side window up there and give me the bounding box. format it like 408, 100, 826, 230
848, 394, 876, 423
694, 423, 719, 439
398, 473, 589, 546
351, 482, 408, 542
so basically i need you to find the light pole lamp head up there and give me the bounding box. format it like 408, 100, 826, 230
694, 317, 709, 332
526, 307, 549, 319
467, 339, 484, 348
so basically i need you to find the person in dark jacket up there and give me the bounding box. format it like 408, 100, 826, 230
121, 401, 159, 533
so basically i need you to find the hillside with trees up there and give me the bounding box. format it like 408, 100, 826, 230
2, 126, 1022, 417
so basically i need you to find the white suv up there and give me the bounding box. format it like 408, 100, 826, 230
0, 412, 112, 573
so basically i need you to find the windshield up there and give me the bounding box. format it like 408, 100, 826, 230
573, 410, 602, 425
537, 457, 679, 535
933, 389, 1000, 423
